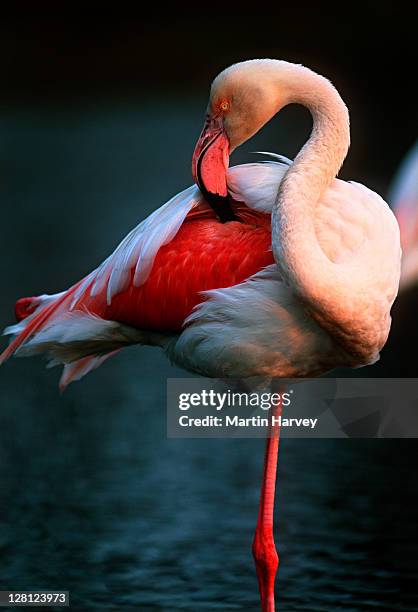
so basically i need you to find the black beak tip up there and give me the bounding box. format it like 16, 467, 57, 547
204, 191, 238, 223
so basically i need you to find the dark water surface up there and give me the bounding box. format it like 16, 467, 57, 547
0, 104, 417, 610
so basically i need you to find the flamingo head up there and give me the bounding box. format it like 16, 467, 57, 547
192, 60, 283, 200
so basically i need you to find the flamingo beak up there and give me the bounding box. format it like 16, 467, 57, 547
192, 114, 230, 198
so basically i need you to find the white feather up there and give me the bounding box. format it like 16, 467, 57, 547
227, 160, 289, 212
168, 265, 353, 378
15, 311, 167, 363
59, 353, 117, 390
88, 184, 203, 305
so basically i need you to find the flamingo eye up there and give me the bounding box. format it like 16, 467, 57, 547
220, 101, 230, 112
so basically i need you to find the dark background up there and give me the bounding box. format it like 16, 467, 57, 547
0, 5, 417, 611
1, 4, 417, 170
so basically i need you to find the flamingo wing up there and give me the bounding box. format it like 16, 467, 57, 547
0, 164, 283, 386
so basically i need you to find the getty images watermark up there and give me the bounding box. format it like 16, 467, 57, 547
177, 388, 317, 430
167, 378, 418, 438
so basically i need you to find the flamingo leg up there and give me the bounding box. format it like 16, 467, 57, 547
252, 395, 282, 612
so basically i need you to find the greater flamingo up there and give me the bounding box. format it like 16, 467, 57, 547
1, 60, 401, 611
389, 141, 418, 290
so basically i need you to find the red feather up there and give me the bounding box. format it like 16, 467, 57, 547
75, 211, 273, 331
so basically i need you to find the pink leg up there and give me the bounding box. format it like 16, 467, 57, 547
252, 399, 282, 612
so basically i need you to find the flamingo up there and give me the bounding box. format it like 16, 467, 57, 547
389, 141, 418, 290
0, 60, 401, 611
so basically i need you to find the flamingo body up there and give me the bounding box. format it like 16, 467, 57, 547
1, 159, 399, 387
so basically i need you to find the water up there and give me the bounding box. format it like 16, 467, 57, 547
0, 103, 417, 610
